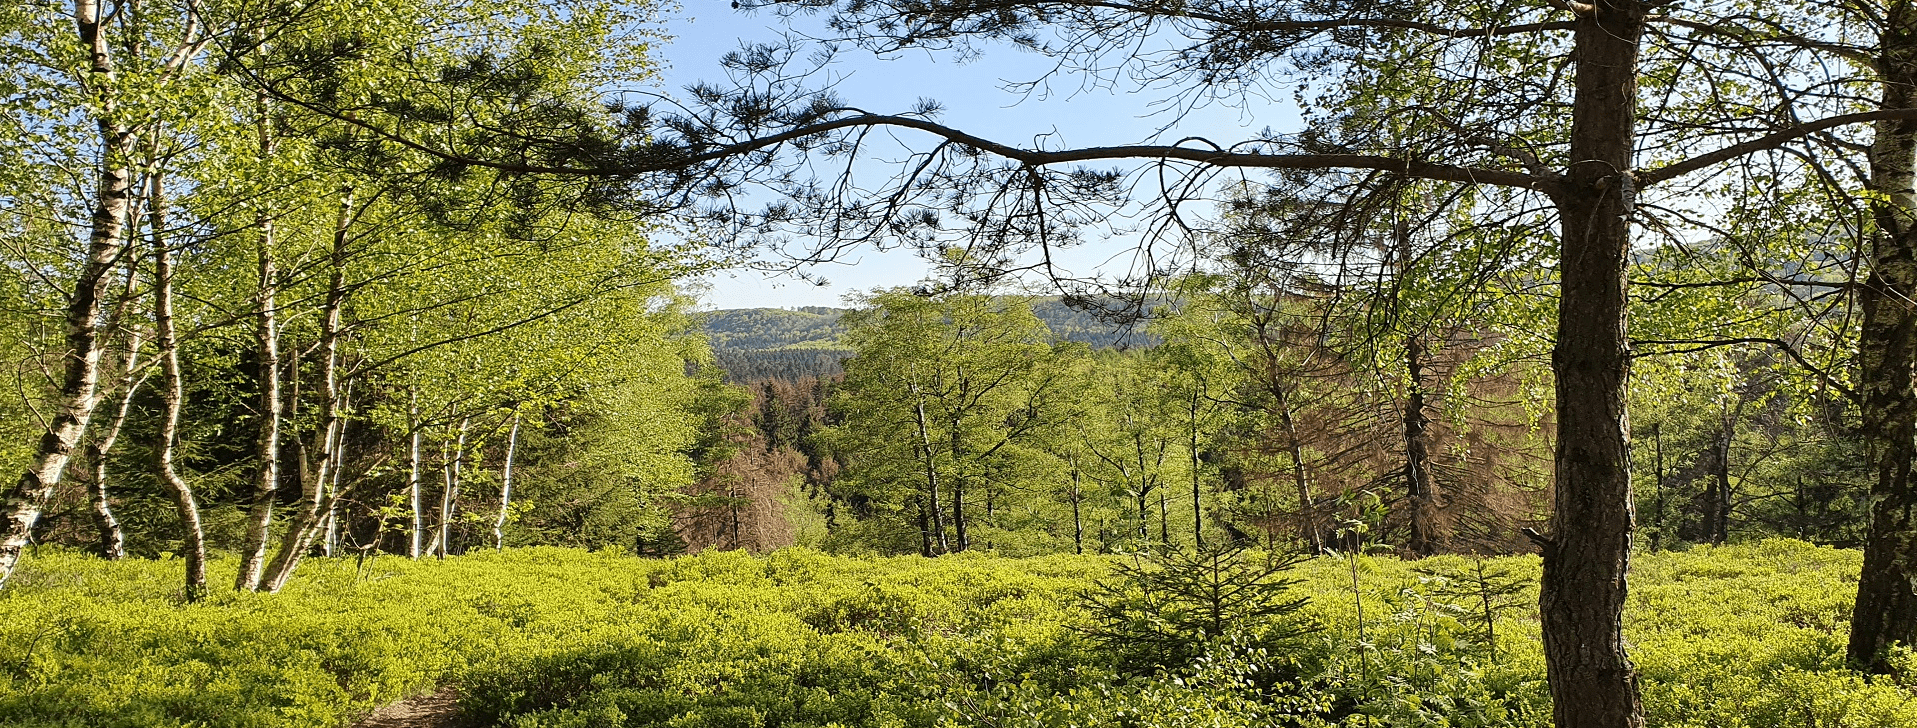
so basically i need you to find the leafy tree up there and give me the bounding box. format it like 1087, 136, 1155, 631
832, 289, 1087, 555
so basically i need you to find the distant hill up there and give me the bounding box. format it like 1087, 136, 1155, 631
699, 299, 1155, 381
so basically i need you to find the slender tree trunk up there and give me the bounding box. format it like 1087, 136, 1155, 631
235, 93, 282, 592
494, 411, 520, 549
910, 394, 947, 553
1650, 422, 1666, 552
1137, 489, 1149, 541
87, 330, 148, 561
1708, 419, 1733, 545
1537, 2, 1648, 725
915, 493, 933, 557
149, 171, 208, 601
1189, 392, 1204, 549
321, 381, 352, 557
1275, 391, 1320, 552
437, 416, 469, 558
0, 0, 137, 589
1850, 0, 1917, 674
1404, 335, 1439, 557
1157, 482, 1170, 546
950, 420, 968, 552
259, 192, 352, 592
408, 389, 423, 559
1070, 466, 1084, 555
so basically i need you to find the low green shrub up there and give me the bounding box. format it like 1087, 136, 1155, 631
0, 540, 1908, 728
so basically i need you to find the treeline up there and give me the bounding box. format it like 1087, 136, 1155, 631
699, 260, 1865, 559
699, 299, 1158, 383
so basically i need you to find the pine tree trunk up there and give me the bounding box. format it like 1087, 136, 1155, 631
0, 0, 136, 589
1404, 336, 1439, 557
1275, 391, 1319, 551
494, 412, 520, 550
150, 171, 208, 601
1849, 0, 1917, 674
1537, 2, 1648, 725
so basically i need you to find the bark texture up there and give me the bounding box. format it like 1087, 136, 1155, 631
1849, 0, 1917, 674
151, 174, 209, 600
0, 0, 135, 588
409, 391, 424, 559
1403, 335, 1439, 557
1538, 2, 1647, 726
262, 205, 352, 592
493, 412, 521, 549
86, 334, 147, 561
235, 100, 282, 592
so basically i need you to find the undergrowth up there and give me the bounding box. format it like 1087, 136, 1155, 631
0, 540, 1905, 727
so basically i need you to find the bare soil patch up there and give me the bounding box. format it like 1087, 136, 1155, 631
349, 687, 468, 728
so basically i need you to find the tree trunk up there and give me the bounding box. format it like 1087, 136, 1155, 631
1650, 422, 1666, 552
1537, 2, 1647, 725
1137, 490, 1149, 541
911, 394, 948, 552
1849, 0, 1917, 674
1070, 466, 1084, 555
1189, 391, 1204, 549
149, 170, 209, 601
950, 419, 968, 552
1404, 335, 1439, 557
1708, 418, 1733, 545
235, 93, 282, 593
260, 193, 352, 592
321, 380, 352, 557
1157, 482, 1170, 547
408, 389, 424, 559
1275, 391, 1320, 552
915, 493, 933, 556
437, 416, 470, 558
0, 0, 136, 589
494, 411, 520, 549
86, 329, 148, 561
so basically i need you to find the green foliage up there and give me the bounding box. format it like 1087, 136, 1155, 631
1078, 544, 1319, 676
0, 541, 1909, 728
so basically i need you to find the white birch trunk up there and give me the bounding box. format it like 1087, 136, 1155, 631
493, 412, 520, 550
149, 169, 209, 600
437, 416, 470, 558
234, 88, 282, 593
0, 0, 138, 588
408, 390, 423, 559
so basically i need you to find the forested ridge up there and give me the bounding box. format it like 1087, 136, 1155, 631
7, 0, 1917, 726
702, 300, 1155, 381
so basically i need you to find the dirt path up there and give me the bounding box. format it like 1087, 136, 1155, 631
349, 687, 467, 728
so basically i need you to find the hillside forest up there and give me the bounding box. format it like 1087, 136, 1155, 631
7, 0, 1917, 726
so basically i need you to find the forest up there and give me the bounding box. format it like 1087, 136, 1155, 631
4, 0, 1917, 726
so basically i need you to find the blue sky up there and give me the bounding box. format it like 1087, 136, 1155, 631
653, 0, 1298, 309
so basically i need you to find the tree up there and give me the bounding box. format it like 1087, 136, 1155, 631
0, 0, 207, 589
833, 289, 1085, 554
